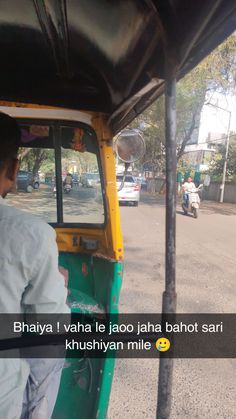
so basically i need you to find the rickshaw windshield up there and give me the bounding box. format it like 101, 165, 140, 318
6, 120, 105, 226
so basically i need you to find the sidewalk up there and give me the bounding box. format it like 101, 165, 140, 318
141, 192, 236, 215
201, 200, 236, 216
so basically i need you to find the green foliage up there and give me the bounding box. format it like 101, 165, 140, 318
209, 135, 236, 180
20, 149, 54, 174
177, 156, 195, 177
20, 146, 98, 176
61, 150, 97, 173
129, 34, 236, 175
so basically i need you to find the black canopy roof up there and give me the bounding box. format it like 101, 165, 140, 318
0, 0, 235, 133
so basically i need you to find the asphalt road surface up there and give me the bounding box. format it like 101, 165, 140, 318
109, 193, 236, 419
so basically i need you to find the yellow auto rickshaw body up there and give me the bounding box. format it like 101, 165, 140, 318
0, 101, 124, 418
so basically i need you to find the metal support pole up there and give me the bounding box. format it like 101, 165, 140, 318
220, 111, 231, 203
54, 123, 63, 224
156, 77, 177, 419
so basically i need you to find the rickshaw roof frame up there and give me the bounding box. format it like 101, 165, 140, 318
0, 106, 93, 127
0, 0, 235, 133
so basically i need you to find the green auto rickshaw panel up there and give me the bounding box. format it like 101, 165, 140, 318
52, 253, 123, 419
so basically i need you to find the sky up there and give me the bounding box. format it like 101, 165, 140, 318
198, 92, 236, 144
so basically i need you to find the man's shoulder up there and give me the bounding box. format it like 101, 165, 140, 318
0, 203, 55, 239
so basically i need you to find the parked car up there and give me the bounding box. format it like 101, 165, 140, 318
16, 171, 40, 192
81, 173, 100, 188
116, 175, 140, 206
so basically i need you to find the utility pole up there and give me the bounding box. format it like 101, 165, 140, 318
206, 103, 231, 203
220, 111, 231, 203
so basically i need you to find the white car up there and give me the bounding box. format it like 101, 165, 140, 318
116, 175, 140, 206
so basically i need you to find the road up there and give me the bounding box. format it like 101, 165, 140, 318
6, 183, 104, 224
109, 193, 236, 419
6, 186, 236, 417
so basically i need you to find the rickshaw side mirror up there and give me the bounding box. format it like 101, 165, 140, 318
114, 129, 145, 163
114, 129, 145, 192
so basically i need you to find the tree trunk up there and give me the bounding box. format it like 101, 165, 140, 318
159, 106, 201, 194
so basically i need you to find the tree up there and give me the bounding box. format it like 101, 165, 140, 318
19, 145, 98, 176
209, 134, 236, 180
130, 33, 236, 176
61, 149, 97, 174
20, 149, 55, 174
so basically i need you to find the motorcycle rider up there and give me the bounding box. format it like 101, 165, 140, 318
182, 176, 196, 207
64, 173, 73, 188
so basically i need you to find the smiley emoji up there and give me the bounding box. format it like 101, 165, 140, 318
155, 337, 170, 352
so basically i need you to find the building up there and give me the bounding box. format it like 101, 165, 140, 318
206, 132, 226, 145
183, 143, 216, 172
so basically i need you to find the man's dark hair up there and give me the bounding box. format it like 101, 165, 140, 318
0, 112, 21, 166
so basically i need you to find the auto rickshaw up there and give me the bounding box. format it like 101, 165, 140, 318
0, 1, 235, 418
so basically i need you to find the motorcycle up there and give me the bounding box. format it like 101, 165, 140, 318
64, 183, 72, 194
182, 185, 203, 218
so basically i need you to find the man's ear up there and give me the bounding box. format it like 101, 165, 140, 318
6, 158, 19, 182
